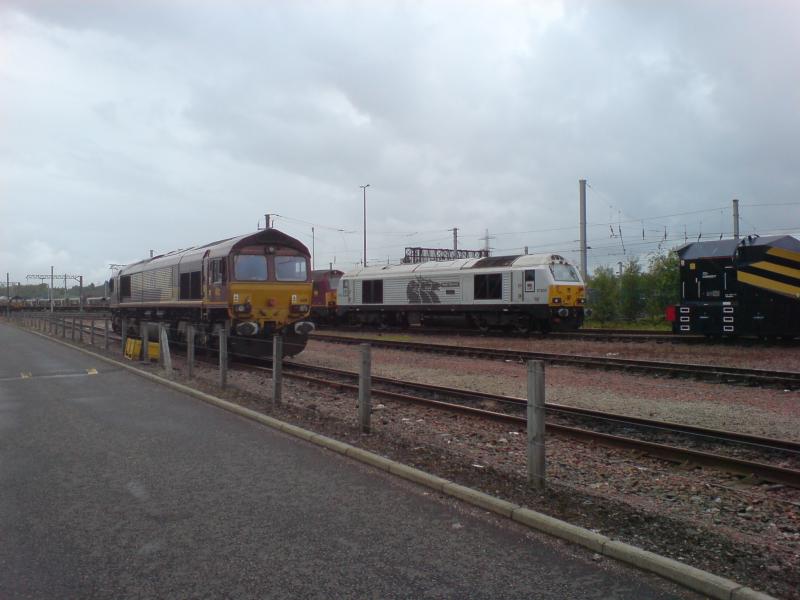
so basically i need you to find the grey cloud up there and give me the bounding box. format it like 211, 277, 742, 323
1, 0, 798, 282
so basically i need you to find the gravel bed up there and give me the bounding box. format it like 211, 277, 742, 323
297, 340, 800, 443
46, 330, 799, 599
316, 331, 800, 372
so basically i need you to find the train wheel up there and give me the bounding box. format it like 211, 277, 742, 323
514, 317, 531, 335
476, 318, 490, 334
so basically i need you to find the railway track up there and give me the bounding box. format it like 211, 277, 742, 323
317, 324, 692, 344
316, 325, 800, 345
269, 361, 800, 488
21, 318, 800, 487
311, 333, 800, 389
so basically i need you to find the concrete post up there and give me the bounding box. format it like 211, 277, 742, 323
104, 318, 109, 350
61, 317, 66, 339
71, 317, 76, 341
78, 317, 83, 343
141, 322, 149, 362
359, 343, 371, 433
527, 360, 546, 489
733, 198, 740, 240
90, 319, 95, 345
218, 325, 228, 388
159, 324, 172, 376
121, 317, 128, 354
187, 325, 196, 377
272, 335, 283, 405
186, 324, 195, 378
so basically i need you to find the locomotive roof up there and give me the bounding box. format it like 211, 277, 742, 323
342, 253, 575, 278
311, 269, 345, 280
118, 228, 309, 275
676, 235, 800, 260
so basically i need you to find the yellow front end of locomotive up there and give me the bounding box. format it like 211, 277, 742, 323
548, 284, 586, 308
228, 282, 313, 331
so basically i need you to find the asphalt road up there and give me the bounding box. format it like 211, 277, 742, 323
0, 323, 696, 599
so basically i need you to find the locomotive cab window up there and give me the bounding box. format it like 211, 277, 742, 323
550, 264, 580, 282
211, 258, 227, 284
474, 273, 502, 300
234, 255, 268, 281
524, 270, 536, 291
362, 280, 383, 304
275, 256, 308, 281
120, 275, 131, 298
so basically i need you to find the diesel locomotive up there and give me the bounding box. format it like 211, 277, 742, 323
668, 234, 800, 338
310, 269, 343, 323
109, 228, 315, 357
333, 253, 586, 332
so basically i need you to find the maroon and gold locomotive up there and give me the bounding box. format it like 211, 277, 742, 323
110, 228, 315, 356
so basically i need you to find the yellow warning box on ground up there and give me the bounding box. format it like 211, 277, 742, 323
124, 338, 160, 361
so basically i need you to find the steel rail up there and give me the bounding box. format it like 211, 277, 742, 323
316, 326, 798, 345
311, 333, 800, 389
247, 363, 800, 489
283, 362, 800, 455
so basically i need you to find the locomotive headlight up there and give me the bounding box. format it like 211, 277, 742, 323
290, 304, 310, 313
233, 302, 252, 314
552, 297, 562, 304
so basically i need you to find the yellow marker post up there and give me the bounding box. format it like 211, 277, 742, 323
20, 372, 32, 379
86, 368, 98, 376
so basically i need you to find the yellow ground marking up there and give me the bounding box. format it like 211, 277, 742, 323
20, 372, 32, 379
738, 270, 800, 298
750, 260, 800, 280
86, 368, 98, 375
767, 246, 800, 263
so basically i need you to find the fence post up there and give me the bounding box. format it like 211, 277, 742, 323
79, 317, 84, 343
272, 335, 283, 405
71, 317, 76, 341
61, 317, 66, 339
104, 318, 109, 350
121, 317, 128, 354
159, 324, 172, 376
527, 360, 546, 490
359, 343, 371, 433
120, 317, 128, 356
90, 319, 95, 346
141, 322, 149, 362
186, 324, 195, 378
218, 325, 228, 387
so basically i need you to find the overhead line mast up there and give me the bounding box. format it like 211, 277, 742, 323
579, 179, 587, 281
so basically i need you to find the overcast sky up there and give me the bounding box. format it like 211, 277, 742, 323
1, 0, 799, 287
